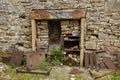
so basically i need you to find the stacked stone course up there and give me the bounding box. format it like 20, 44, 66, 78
0, 0, 119, 52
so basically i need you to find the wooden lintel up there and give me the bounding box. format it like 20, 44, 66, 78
30, 9, 86, 20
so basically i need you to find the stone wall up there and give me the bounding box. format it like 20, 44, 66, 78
0, 0, 120, 52
36, 20, 48, 52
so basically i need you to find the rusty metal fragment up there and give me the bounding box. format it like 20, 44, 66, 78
26, 50, 45, 69
9, 51, 23, 66
103, 57, 117, 70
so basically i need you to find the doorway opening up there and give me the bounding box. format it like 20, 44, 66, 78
48, 20, 61, 49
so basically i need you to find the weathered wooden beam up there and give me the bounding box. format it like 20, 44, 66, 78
80, 18, 85, 67
31, 20, 37, 51
84, 52, 90, 68
30, 9, 86, 20
60, 35, 64, 50
89, 53, 94, 68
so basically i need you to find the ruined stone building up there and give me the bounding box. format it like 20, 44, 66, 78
0, 0, 120, 66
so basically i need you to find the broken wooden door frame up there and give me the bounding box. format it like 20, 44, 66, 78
31, 19, 37, 51
80, 18, 86, 67
30, 8, 86, 67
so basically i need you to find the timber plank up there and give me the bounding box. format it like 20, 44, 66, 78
84, 52, 89, 68
103, 57, 117, 70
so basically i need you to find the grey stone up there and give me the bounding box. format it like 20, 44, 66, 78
0, 0, 119, 53
85, 41, 97, 50
87, 25, 99, 30
98, 33, 108, 39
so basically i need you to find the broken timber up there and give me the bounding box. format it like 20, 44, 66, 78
84, 52, 89, 68
89, 53, 94, 68
103, 57, 117, 70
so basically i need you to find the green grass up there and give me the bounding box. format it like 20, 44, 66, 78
111, 69, 120, 80
1, 68, 48, 80
99, 69, 120, 80
75, 74, 82, 80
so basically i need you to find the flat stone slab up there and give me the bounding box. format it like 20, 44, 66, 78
26, 50, 45, 69
9, 51, 23, 66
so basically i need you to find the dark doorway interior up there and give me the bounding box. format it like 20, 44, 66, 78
48, 20, 61, 47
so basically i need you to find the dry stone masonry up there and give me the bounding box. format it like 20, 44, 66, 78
36, 21, 48, 52
0, 0, 119, 53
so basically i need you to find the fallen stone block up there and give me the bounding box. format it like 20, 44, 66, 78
9, 51, 23, 66
26, 50, 45, 69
